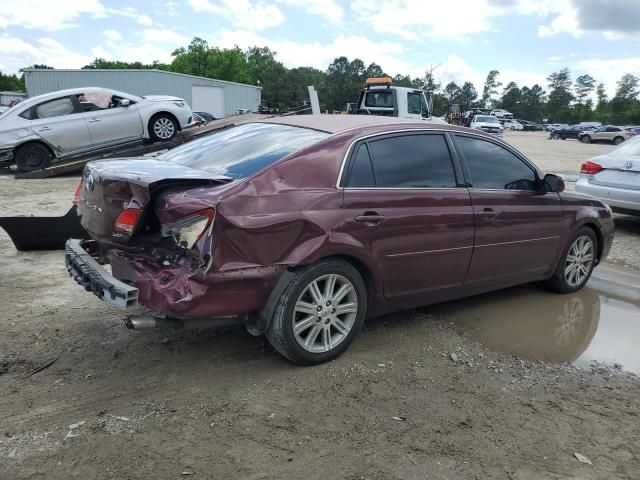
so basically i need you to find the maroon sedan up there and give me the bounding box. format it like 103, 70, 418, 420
66, 116, 614, 364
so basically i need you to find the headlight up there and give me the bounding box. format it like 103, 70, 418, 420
161, 209, 215, 249
173, 101, 188, 108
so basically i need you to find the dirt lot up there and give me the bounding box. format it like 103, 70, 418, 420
1, 132, 639, 479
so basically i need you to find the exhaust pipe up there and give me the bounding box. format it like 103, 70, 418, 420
124, 313, 244, 331
124, 314, 181, 330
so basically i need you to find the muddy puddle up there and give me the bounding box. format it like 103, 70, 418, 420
434, 265, 640, 375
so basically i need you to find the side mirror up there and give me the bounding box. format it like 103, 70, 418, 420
543, 173, 565, 193
120, 99, 131, 107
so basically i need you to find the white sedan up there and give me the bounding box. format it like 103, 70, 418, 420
0, 87, 195, 172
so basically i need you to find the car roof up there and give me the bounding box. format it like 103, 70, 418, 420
15, 87, 133, 110
258, 115, 434, 134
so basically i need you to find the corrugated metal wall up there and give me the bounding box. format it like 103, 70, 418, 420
23, 69, 261, 117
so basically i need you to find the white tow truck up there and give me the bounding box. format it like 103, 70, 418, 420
351, 77, 447, 124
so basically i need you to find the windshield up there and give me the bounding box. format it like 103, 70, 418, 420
607, 136, 640, 157
160, 123, 329, 179
476, 116, 499, 123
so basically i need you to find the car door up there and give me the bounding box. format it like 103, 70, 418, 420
31, 96, 92, 155
341, 132, 475, 303
452, 133, 564, 288
77, 91, 144, 148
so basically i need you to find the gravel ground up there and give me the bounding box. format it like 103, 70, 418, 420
1, 132, 639, 479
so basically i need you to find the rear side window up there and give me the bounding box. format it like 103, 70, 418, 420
456, 136, 537, 190
345, 144, 375, 187
35, 97, 75, 119
363, 134, 457, 188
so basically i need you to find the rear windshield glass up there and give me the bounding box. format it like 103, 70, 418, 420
364, 91, 394, 108
607, 136, 640, 157
160, 123, 329, 179
475, 116, 499, 123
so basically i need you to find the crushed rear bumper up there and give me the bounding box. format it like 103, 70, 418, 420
65, 239, 138, 308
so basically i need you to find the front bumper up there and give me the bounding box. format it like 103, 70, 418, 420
65, 239, 138, 308
0, 147, 14, 165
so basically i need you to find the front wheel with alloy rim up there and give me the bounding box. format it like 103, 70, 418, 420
580, 135, 591, 144
149, 114, 178, 142
542, 227, 597, 293
613, 136, 624, 145
266, 259, 367, 365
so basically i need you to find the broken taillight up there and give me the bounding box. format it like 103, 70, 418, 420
72, 180, 82, 206
580, 161, 603, 175
161, 209, 215, 249
114, 208, 144, 234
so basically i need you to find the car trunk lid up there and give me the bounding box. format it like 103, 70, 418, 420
588, 155, 640, 191
77, 158, 232, 241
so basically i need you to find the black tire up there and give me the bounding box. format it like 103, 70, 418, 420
266, 259, 367, 365
542, 227, 598, 294
561, 136, 566, 140
14, 143, 52, 172
149, 113, 178, 142
613, 136, 624, 145
551, 133, 560, 140
580, 135, 591, 144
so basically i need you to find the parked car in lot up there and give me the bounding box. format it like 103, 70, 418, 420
66, 116, 614, 365
490, 109, 514, 119
516, 119, 544, 131
579, 125, 635, 145
0, 87, 195, 172
470, 115, 504, 136
550, 125, 586, 140
501, 119, 523, 130
194, 111, 216, 122
576, 136, 640, 215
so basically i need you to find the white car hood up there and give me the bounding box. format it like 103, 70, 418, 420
142, 95, 184, 102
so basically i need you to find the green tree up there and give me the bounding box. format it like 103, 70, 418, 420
460, 81, 478, 109
610, 74, 640, 124
574, 74, 596, 104
546, 68, 574, 122
480, 70, 501, 108
500, 82, 522, 116
444, 81, 462, 104
520, 84, 546, 122
0, 71, 23, 91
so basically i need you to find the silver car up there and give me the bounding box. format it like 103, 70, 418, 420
576, 136, 640, 215
0, 87, 195, 172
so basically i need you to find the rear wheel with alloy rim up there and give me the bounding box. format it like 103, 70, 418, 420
266, 259, 367, 365
543, 227, 597, 293
613, 136, 624, 145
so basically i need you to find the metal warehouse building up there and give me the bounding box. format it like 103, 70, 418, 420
23, 69, 261, 119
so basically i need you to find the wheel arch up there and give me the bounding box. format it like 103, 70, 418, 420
578, 221, 604, 262
14, 139, 57, 158
148, 111, 182, 132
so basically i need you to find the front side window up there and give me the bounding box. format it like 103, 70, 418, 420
35, 97, 75, 119
407, 92, 421, 114
362, 134, 457, 188
161, 122, 328, 179
456, 136, 537, 190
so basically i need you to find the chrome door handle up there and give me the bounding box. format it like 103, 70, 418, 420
87, 118, 101, 123
37, 126, 51, 131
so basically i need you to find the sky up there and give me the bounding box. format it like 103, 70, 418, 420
1, 0, 640, 96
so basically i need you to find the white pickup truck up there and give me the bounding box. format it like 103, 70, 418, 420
351, 77, 447, 124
